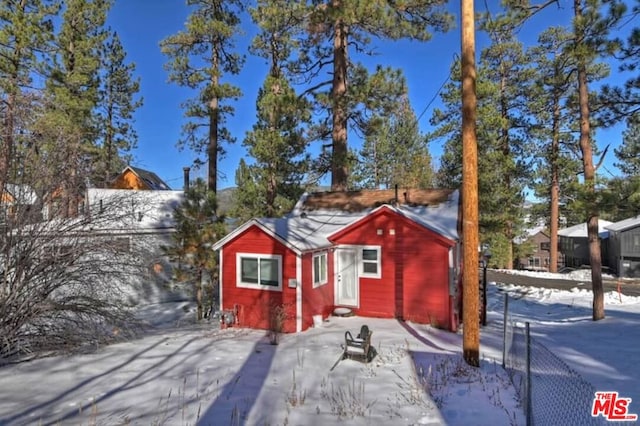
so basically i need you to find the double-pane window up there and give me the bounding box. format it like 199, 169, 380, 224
238, 254, 282, 290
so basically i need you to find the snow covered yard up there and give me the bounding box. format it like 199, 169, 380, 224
0, 314, 521, 425
0, 270, 638, 425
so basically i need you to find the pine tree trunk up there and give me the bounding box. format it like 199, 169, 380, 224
105, 101, 114, 186
1, 91, 15, 193
499, 75, 514, 270
1, 32, 23, 201
331, 2, 348, 191
266, 74, 280, 216
574, 0, 604, 321
208, 49, 220, 195
549, 91, 561, 273
461, 0, 480, 367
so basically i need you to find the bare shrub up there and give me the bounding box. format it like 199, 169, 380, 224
0, 187, 175, 361
320, 377, 376, 419
286, 370, 307, 408
268, 302, 290, 345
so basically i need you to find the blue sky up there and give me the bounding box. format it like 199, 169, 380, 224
106, 1, 629, 192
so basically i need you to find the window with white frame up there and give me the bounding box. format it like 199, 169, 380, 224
360, 246, 381, 278
313, 251, 328, 287
237, 253, 282, 290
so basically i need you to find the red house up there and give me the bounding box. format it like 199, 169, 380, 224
212, 189, 463, 333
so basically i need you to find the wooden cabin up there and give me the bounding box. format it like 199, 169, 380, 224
212, 189, 463, 333
110, 166, 171, 191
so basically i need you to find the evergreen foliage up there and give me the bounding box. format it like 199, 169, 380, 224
430, 21, 532, 268
353, 96, 434, 189
273, 0, 453, 190
165, 179, 227, 321
232, 1, 311, 221
160, 0, 244, 194
598, 1, 640, 122
604, 114, 640, 219
0, 0, 59, 189
95, 31, 143, 186
235, 76, 310, 220
39, 0, 111, 215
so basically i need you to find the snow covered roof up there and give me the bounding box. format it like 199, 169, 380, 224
213, 189, 460, 253
605, 215, 640, 233
86, 188, 183, 232
557, 219, 613, 238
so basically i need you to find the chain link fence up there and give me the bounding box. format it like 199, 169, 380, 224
502, 294, 606, 426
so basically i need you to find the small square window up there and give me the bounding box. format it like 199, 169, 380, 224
360, 247, 381, 278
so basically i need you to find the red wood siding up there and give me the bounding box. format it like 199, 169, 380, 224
400, 223, 450, 327
221, 226, 298, 332
330, 208, 455, 329
332, 210, 395, 318
301, 251, 335, 330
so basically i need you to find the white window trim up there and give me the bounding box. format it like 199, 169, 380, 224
236, 253, 283, 291
360, 246, 381, 279
312, 251, 328, 288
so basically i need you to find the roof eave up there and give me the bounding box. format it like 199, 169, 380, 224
211, 219, 303, 255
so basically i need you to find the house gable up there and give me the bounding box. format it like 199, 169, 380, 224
110, 166, 171, 191
212, 219, 303, 255
328, 205, 456, 247
327, 205, 456, 327
220, 221, 300, 332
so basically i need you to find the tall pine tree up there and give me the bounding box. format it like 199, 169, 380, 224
570, 0, 624, 320
477, 13, 534, 269
284, 1, 452, 190
165, 178, 227, 321
232, 0, 311, 220
430, 20, 532, 268
161, 0, 244, 194
0, 0, 59, 193
95, 31, 142, 187
527, 27, 584, 272
354, 96, 434, 189
40, 0, 110, 215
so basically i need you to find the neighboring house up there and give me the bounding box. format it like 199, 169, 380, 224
1, 183, 38, 220
558, 220, 612, 269
84, 187, 185, 301
109, 166, 172, 191
85, 186, 184, 257
212, 188, 463, 334
605, 216, 640, 278
41, 166, 173, 219
514, 226, 557, 271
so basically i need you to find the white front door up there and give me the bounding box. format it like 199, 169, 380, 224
336, 247, 358, 306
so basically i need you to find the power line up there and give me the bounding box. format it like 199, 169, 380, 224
415, 56, 455, 125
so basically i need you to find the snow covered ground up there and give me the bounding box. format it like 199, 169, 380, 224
0, 270, 638, 425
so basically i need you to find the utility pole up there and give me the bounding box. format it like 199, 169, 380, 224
461, 0, 480, 367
